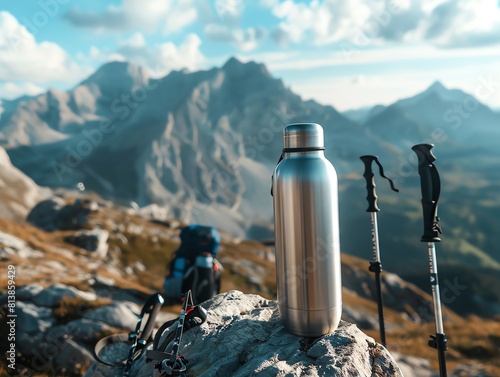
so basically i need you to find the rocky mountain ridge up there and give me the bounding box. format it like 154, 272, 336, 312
1, 58, 365, 237
2, 58, 499, 281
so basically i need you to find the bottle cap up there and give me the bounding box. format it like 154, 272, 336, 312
284, 123, 324, 149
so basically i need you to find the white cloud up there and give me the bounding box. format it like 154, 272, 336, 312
204, 24, 267, 51
164, 0, 198, 34
214, 0, 244, 23
424, 0, 500, 47
264, 0, 500, 48
204, 0, 268, 51
0, 82, 45, 100
121, 32, 146, 48
157, 34, 205, 71
85, 45, 127, 63
267, 0, 374, 46
0, 11, 88, 84
116, 33, 205, 73
64, 0, 198, 35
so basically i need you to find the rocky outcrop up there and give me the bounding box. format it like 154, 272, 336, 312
0, 146, 50, 220
27, 197, 98, 232
0, 230, 44, 259
87, 291, 403, 377
64, 229, 109, 257
0, 283, 172, 377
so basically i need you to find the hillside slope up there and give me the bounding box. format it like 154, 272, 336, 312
1, 195, 498, 376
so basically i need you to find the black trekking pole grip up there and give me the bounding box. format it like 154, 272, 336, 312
411, 144, 442, 242
360, 155, 379, 212
140, 293, 164, 343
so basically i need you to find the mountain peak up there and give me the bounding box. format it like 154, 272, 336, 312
87, 61, 144, 80
396, 80, 470, 107
221, 57, 270, 77
426, 80, 447, 94
79, 61, 149, 94
222, 56, 244, 69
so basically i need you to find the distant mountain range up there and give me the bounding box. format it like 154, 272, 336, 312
1, 58, 499, 311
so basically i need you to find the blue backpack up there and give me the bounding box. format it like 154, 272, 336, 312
164, 225, 221, 304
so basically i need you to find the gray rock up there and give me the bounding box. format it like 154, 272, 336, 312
341, 306, 379, 330
46, 319, 115, 344
451, 363, 492, 377
17, 331, 45, 357
53, 338, 94, 375
64, 229, 109, 257
83, 301, 139, 331
27, 197, 97, 232
18, 319, 111, 375
32, 283, 97, 308
27, 196, 67, 231
91, 274, 116, 287
88, 291, 403, 377
391, 352, 434, 377
0, 230, 43, 259
8, 283, 43, 301
66, 319, 116, 343
17, 301, 55, 334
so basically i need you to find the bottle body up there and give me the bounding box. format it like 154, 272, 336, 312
273, 124, 342, 337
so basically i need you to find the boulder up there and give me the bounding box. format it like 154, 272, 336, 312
53, 339, 94, 375
342, 306, 379, 330
83, 302, 139, 331
17, 331, 45, 357
86, 291, 403, 377
32, 283, 97, 308
0, 230, 43, 259
64, 229, 109, 257
2, 283, 43, 302
391, 352, 434, 377
27, 197, 97, 231
27, 196, 67, 231
46, 319, 115, 344
17, 301, 56, 334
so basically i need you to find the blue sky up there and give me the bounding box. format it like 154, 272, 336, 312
1, 0, 500, 110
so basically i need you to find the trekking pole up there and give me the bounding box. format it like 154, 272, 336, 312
155, 290, 194, 376
123, 293, 164, 377
360, 156, 399, 347
411, 144, 447, 377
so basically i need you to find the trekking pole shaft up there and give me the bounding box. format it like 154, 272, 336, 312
370, 213, 386, 346
428, 242, 445, 335
438, 344, 447, 377
371, 213, 381, 263
374, 269, 386, 346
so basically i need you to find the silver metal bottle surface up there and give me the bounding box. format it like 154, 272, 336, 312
273, 123, 342, 337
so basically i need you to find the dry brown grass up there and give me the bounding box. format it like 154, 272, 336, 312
2, 202, 498, 376
365, 315, 500, 375
218, 240, 277, 298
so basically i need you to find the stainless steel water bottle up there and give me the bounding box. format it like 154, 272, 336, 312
272, 123, 342, 337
